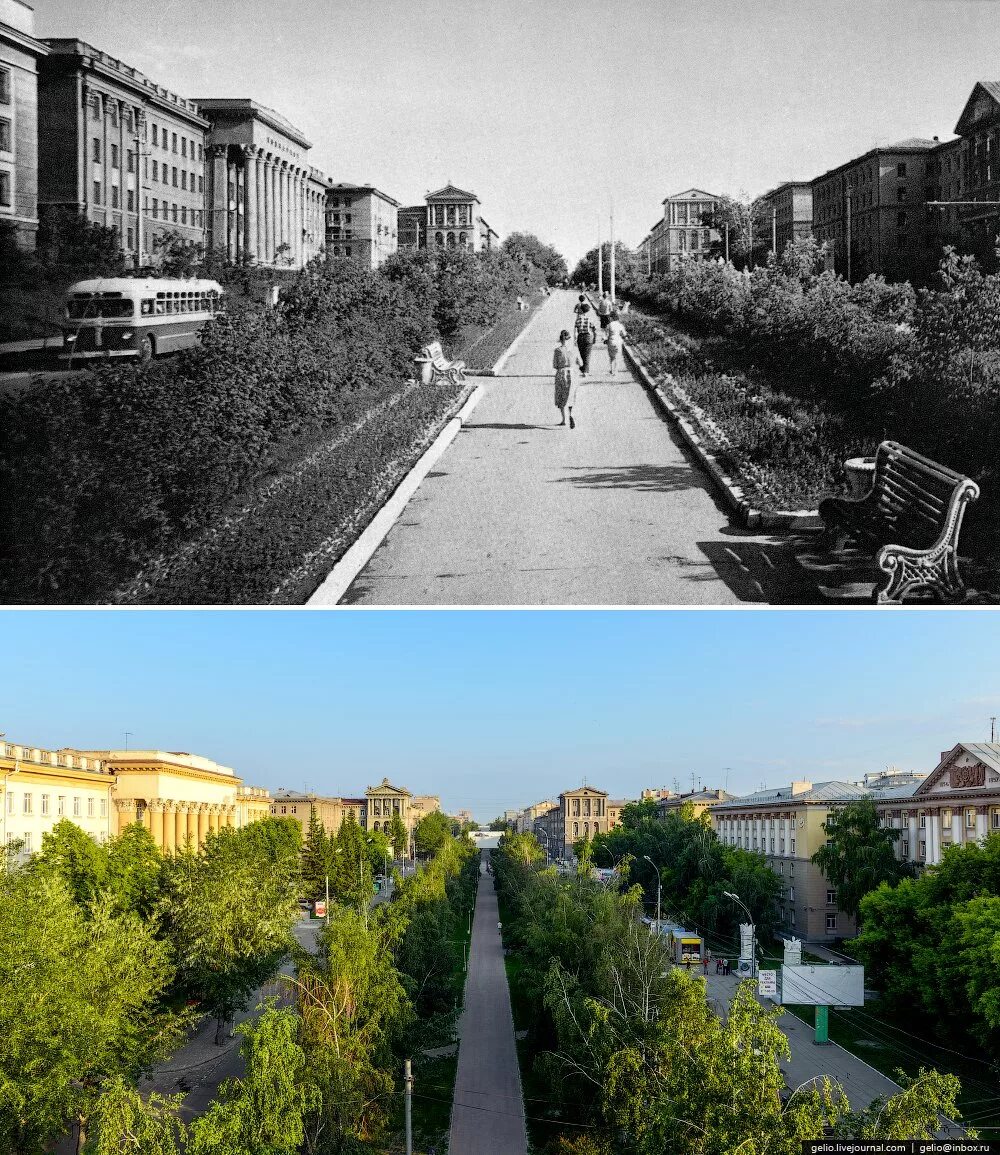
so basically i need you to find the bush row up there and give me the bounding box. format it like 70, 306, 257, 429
1, 248, 541, 604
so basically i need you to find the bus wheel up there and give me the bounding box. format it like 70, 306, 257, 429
138, 335, 154, 363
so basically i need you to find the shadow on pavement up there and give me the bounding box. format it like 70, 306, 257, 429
697, 539, 830, 604
463, 422, 558, 431
549, 462, 702, 493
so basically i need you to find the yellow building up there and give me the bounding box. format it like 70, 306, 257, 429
269, 790, 364, 837
1, 738, 114, 857
365, 777, 412, 836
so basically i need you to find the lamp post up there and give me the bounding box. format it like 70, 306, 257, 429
643, 855, 662, 933
723, 890, 755, 977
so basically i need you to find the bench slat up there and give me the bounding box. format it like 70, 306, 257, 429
880, 441, 969, 485
876, 471, 947, 522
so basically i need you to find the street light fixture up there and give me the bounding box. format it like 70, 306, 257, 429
723, 890, 756, 978
643, 856, 662, 933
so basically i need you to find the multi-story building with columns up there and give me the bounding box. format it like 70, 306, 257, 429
194, 97, 326, 268
37, 38, 208, 265
365, 777, 412, 837
1, 0, 48, 250
875, 743, 1000, 867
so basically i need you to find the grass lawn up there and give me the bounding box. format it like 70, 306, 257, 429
783, 1001, 1000, 1135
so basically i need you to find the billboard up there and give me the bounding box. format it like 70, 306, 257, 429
780, 964, 864, 1007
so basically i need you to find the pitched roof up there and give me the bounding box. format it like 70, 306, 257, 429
426, 184, 479, 203
366, 777, 411, 796
663, 188, 720, 204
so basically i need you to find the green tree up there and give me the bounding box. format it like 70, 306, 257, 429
501, 231, 568, 286
833, 1068, 968, 1140
617, 798, 659, 828
329, 811, 372, 911
570, 242, 642, 294
105, 822, 164, 918
151, 229, 207, 277
387, 810, 408, 858
0, 870, 180, 1155
413, 810, 451, 857
488, 816, 509, 831
89, 1077, 186, 1155
811, 797, 914, 920
33, 817, 107, 906
187, 1005, 316, 1155
164, 826, 299, 1045
301, 806, 332, 901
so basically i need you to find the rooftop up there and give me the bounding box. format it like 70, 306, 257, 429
193, 97, 311, 150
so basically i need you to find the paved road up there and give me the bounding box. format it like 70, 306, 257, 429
449, 857, 527, 1155
340, 289, 816, 605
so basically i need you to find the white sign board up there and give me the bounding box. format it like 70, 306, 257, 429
780, 964, 864, 1007
758, 970, 777, 997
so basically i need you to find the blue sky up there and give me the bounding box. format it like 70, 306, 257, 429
33, 0, 1000, 268
2, 610, 998, 819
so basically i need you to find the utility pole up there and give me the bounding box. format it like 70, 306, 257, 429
846, 185, 853, 283
404, 1059, 413, 1155
610, 198, 616, 303
124, 731, 132, 751
597, 215, 602, 295
724, 221, 729, 263
644, 856, 662, 933
991, 716, 997, 743
771, 204, 777, 258
748, 209, 754, 269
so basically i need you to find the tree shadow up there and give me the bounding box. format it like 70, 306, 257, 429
695, 538, 843, 604
549, 463, 705, 494
463, 422, 557, 431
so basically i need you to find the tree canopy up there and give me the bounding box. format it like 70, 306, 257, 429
501, 231, 568, 286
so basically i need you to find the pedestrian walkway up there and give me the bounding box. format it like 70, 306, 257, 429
339, 289, 816, 605
449, 857, 527, 1155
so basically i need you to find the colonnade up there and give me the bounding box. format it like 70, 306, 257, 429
116, 797, 236, 852
209, 145, 327, 267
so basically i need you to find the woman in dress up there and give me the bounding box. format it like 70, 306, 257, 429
605, 309, 627, 377
553, 329, 576, 428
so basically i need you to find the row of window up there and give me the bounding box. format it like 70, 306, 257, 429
151, 160, 203, 192
6, 791, 107, 818
666, 201, 715, 226
429, 205, 472, 227
571, 821, 601, 836
149, 201, 203, 227
150, 122, 202, 161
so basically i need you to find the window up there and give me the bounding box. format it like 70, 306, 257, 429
573, 822, 579, 836
788, 886, 795, 901
127, 190, 134, 211
897, 162, 907, 178
966, 807, 977, 830
919, 811, 926, 828
171, 132, 178, 153
790, 838, 796, 854
127, 227, 134, 248
198, 175, 204, 193
5, 791, 12, 814
22, 832, 31, 853
111, 144, 119, 169
198, 143, 203, 161
919, 840, 926, 858
128, 150, 135, 174
897, 188, 905, 202
0, 118, 10, 152
826, 889, 837, 904
22, 793, 32, 816
100, 798, 107, 817
0, 67, 11, 106
181, 137, 187, 158
91, 94, 100, 121
172, 166, 178, 187
87, 797, 95, 817
992, 809, 1000, 830
112, 186, 119, 209
40, 795, 49, 816
152, 159, 158, 181
110, 104, 118, 128
73, 797, 81, 817
93, 138, 101, 162
151, 198, 158, 219
0, 170, 9, 207
181, 206, 187, 225
57, 796, 65, 816
152, 124, 159, 146
826, 914, 838, 931
172, 203, 178, 222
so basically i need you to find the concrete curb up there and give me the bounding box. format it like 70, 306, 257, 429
307, 384, 485, 606
623, 344, 822, 531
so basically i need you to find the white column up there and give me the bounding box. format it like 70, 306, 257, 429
255, 154, 266, 262
268, 158, 278, 264
952, 811, 963, 846
243, 147, 258, 263
977, 808, 988, 843
277, 162, 287, 255
929, 811, 941, 865
908, 812, 917, 859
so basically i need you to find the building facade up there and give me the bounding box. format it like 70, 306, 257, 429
425, 183, 490, 251
810, 139, 939, 284
875, 743, 1000, 867
713, 771, 926, 942
652, 189, 721, 272
1, 738, 113, 857
396, 203, 425, 250
269, 789, 365, 836
194, 97, 326, 268
325, 182, 399, 267
657, 787, 735, 821
38, 39, 208, 265
365, 777, 412, 837
0, 0, 46, 249
756, 181, 813, 256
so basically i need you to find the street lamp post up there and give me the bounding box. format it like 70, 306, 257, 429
723, 890, 755, 977
643, 856, 662, 933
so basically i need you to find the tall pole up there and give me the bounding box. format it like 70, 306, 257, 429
404, 1059, 413, 1155
134, 117, 144, 272
609, 199, 616, 303
771, 204, 777, 258
597, 216, 603, 295
846, 185, 853, 283
643, 856, 661, 932
748, 208, 753, 269
724, 221, 730, 264
324, 874, 330, 925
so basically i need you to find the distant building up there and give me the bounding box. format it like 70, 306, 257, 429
653, 188, 722, 273
658, 787, 735, 820
756, 181, 813, 256
38, 38, 209, 265
0, 0, 47, 249
365, 777, 413, 837
810, 138, 939, 284
193, 97, 327, 268
270, 790, 364, 836
325, 181, 399, 267
397, 203, 425, 250
425, 183, 497, 251
518, 798, 556, 834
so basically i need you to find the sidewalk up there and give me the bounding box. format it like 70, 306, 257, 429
339, 289, 817, 605
449, 857, 527, 1155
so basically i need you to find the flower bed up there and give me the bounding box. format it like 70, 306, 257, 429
625, 309, 862, 511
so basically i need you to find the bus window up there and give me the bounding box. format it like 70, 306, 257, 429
155, 296, 165, 316
141, 299, 154, 317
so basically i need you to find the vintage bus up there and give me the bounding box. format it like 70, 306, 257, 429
60, 277, 224, 363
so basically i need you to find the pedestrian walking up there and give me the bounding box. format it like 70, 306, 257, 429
702, 954, 710, 975
684, 955, 692, 972
715, 958, 723, 974
597, 290, 612, 333
553, 329, 576, 428
574, 305, 596, 376
573, 293, 589, 317
605, 310, 627, 376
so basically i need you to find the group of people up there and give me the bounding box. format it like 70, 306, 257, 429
552, 292, 629, 428
680, 953, 732, 975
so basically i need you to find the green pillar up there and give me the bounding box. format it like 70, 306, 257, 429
814, 1004, 830, 1045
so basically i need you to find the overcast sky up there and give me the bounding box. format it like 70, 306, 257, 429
33, 0, 1000, 269
3, 610, 998, 820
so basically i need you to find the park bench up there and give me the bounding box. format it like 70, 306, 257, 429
817, 440, 979, 604
414, 340, 466, 386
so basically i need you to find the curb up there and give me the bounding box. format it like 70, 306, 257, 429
307, 384, 485, 606
623, 344, 822, 531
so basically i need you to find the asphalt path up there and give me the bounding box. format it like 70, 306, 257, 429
449, 856, 527, 1155
340, 289, 818, 605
